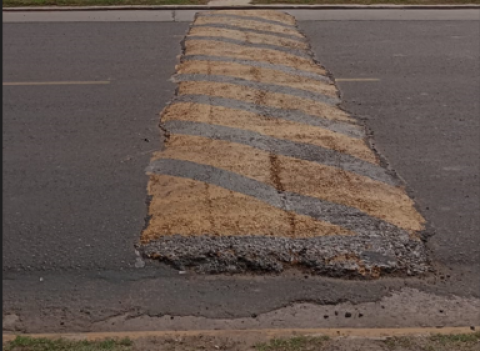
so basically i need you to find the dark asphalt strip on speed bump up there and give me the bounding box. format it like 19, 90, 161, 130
198, 13, 297, 28
172, 95, 361, 137
188, 27, 308, 51
194, 15, 303, 39
183, 55, 330, 82
162, 121, 396, 185
140, 10, 428, 278
184, 36, 310, 59
173, 74, 340, 105
177, 60, 335, 95
184, 40, 324, 75
162, 101, 373, 162
192, 24, 307, 44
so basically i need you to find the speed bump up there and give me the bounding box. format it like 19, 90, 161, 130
139, 10, 428, 278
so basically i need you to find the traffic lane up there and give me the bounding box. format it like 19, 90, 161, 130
300, 21, 480, 270
2, 23, 187, 82
2, 22, 189, 271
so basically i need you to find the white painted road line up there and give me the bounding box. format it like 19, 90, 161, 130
3, 81, 111, 86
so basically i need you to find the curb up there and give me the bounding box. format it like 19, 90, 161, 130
3, 326, 479, 343
3, 4, 480, 11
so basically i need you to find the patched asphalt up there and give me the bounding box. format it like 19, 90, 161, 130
3, 13, 479, 333
139, 10, 428, 278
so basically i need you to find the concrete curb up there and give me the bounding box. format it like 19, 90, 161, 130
3, 4, 480, 11
3, 326, 479, 343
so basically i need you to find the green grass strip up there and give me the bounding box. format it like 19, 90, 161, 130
4, 336, 133, 351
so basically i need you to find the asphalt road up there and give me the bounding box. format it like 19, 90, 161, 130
3, 12, 479, 332
3, 22, 188, 271
301, 20, 480, 275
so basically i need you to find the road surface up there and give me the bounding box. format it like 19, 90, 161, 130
3, 10, 479, 332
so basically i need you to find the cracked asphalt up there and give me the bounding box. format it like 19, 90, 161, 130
2, 12, 479, 332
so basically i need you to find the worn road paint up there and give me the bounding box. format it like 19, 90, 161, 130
3, 81, 110, 86
140, 10, 428, 278
336, 78, 380, 82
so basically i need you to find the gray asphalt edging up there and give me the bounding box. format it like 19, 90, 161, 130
3, 4, 480, 11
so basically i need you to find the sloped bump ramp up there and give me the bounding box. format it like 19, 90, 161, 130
140, 10, 428, 278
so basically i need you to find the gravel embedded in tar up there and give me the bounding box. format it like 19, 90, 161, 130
139, 9, 429, 278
